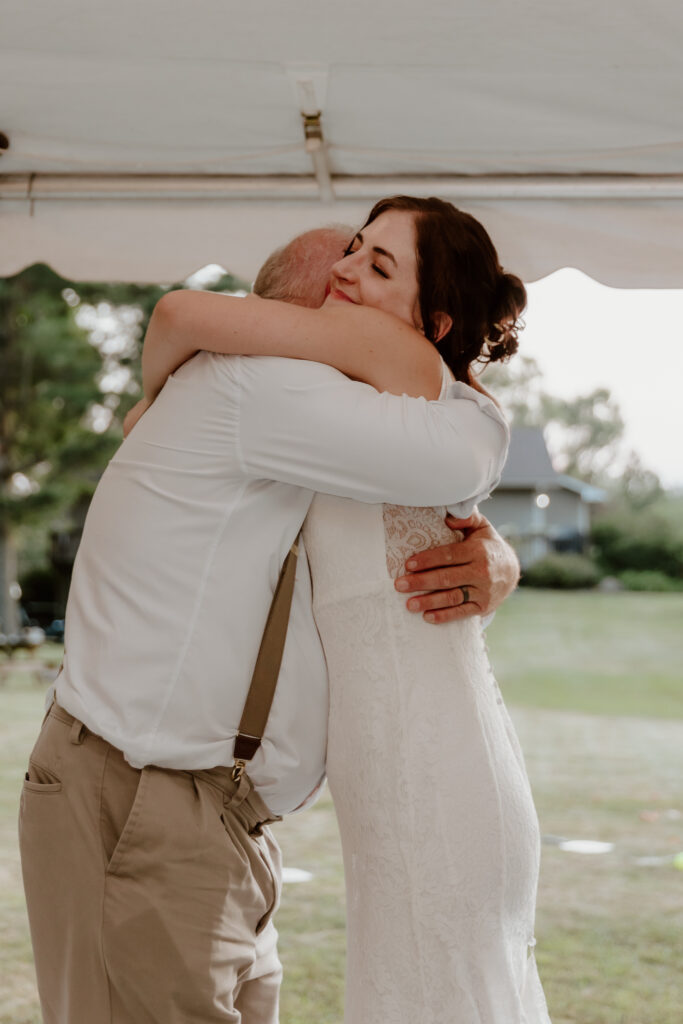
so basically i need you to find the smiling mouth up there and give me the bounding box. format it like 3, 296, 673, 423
330, 288, 356, 303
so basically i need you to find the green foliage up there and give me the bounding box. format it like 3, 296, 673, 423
615, 451, 664, 508
1, 264, 134, 628
539, 388, 625, 484
618, 570, 683, 592
521, 552, 601, 589
1, 265, 123, 527
646, 491, 683, 531
591, 511, 683, 578
16, 565, 63, 625
481, 355, 547, 427
482, 356, 662, 498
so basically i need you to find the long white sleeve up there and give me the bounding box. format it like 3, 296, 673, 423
235, 357, 509, 509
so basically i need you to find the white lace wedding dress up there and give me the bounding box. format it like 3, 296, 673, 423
302, 367, 551, 1024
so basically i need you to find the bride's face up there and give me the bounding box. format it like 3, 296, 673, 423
323, 210, 422, 329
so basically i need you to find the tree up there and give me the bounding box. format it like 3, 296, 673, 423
1, 265, 116, 631
481, 356, 659, 494
615, 450, 664, 508
479, 355, 547, 428
1, 262, 246, 632
537, 389, 625, 484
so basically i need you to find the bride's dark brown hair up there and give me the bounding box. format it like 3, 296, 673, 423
361, 196, 526, 383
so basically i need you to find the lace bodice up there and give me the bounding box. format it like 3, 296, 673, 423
382, 504, 462, 579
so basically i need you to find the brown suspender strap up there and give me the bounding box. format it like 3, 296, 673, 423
232, 535, 300, 780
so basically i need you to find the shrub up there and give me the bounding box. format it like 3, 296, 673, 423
521, 553, 602, 589
618, 570, 683, 593
591, 514, 683, 577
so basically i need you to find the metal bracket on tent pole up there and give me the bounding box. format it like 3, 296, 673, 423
285, 64, 335, 203
300, 112, 334, 203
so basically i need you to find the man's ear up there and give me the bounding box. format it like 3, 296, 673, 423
432, 312, 452, 344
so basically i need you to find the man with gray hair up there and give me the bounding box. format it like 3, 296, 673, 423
253, 225, 351, 308
19, 226, 519, 1024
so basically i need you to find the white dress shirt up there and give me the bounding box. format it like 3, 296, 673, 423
55, 353, 508, 815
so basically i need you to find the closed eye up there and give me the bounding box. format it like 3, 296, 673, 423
343, 244, 389, 279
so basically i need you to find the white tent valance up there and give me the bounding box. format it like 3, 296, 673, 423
2, 1, 683, 285
3, 179, 683, 287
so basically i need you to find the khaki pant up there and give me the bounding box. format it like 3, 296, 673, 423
18, 702, 283, 1024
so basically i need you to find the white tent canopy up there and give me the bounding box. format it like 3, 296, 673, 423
2, 0, 683, 285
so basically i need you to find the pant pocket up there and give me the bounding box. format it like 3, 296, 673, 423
254, 827, 282, 935
24, 761, 63, 793
22, 711, 65, 794
103, 761, 148, 875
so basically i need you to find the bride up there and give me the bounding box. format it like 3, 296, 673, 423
141, 195, 551, 1023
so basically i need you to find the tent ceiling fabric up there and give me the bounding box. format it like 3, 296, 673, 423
2, 0, 683, 284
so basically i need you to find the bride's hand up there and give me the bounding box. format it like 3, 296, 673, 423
123, 397, 153, 437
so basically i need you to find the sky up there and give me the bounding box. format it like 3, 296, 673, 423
512, 269, 683, 491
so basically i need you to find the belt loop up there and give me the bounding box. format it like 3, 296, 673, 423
224, 770, 251, 810
69, 718, 87, 745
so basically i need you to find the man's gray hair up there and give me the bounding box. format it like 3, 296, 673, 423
253, 225, 354, 309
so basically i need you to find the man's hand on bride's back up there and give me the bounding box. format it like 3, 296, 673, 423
393, 509, 520, 624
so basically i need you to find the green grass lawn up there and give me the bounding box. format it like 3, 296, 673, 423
1, 592, 682, 1023
486, 589, 683, 718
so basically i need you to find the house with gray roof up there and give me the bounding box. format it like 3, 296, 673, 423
484, 427, 606, 566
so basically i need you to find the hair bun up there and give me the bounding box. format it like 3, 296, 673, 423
484, 271, 526, 364
485, 319, 520, 363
